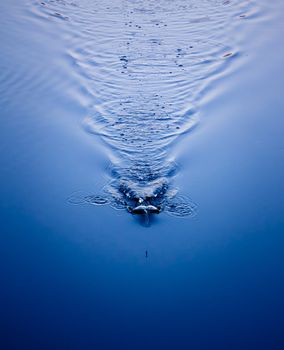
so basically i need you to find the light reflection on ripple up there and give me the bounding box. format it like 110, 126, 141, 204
28, 0, 260, 216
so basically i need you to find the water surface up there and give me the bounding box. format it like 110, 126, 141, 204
29, 0, 260, 218
0, 0, 283, 349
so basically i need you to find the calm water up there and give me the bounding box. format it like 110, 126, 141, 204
1, 0, 283, 349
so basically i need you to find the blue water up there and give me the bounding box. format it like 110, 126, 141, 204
1, 0, 283, 349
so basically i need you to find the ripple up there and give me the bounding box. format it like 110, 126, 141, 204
28, 0, 260, 218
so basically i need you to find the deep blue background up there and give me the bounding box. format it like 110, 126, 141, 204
0, 1, 283, 349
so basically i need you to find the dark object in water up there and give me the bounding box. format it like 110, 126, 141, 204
68, 178, 197, 223
128, 204, 161, 215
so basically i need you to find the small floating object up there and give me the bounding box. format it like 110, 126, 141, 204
50, 12, 69, 21
223, 52, 233, 58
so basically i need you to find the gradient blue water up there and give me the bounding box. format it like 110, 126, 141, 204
0, 1, 283, 349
